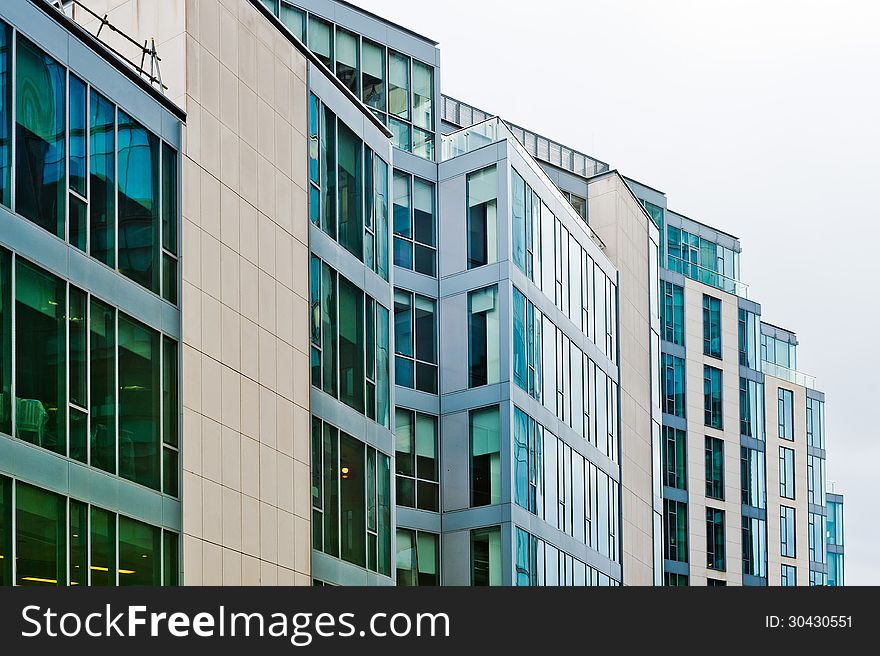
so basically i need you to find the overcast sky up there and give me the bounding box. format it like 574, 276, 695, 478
358, 0, 880, 584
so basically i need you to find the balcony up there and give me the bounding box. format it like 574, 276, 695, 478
762, 361, 817, 390
441, 117, 606, 250
667, 255, 748, 298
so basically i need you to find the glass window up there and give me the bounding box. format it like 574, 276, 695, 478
388, 51, 410, 119
118, 516, 160, 586
660, 282, 684, 345
162, 336, 179, 496
411, 60, 433, 130
393, 290, 436, 393
15, 35, 66, 238
338, 277, 365, 413
90, 506, 115, 586
513, 406, 543, 515
0, 476, 8, 586
392, 170, 411, 268
740, 446, 766, 509
778, 388, 794, 440
334, 28, 359, 96
279, 2, 305, 41
68, 287, 88, 462
413, 177, 435, 276
738, 308, 760, 369
68, 74, 87, 251
780, 505, 796, 558
117, 111, 160, 293
118, 314, 160, 490
362, 39, 385, 112
663, 499, 688, 563
663, 427, 687, 490
396, 529, 439, 586
739, 378, 765, 440
394, 408, 438, 512
16, 483, 66, 586
471, 526, 501, 586
89, 89, 115, 267
779, 446, 795, 500
703, 365, 723, 429
808, 512, 825, 564
468, 285, 500, 387
90, 297, 116, 474
15, 259, 66, 454
781, 563, 796, 586
161, 143, 178, 305
373, 155, 389, 282
0, 22, 10, 208
702, 295, 722, 357
336, 122, 363, 259
470, 405, 500, 507
705, 436, 724, 500
807, 454, 825, 506
388, 116, 410, 151
308, 16, 333, 69
742, 516, 767, 578
511, 168, 526, 273
661, 354, 685, 417
0, 248, 10, 437
466, 165, 497, 269
320, 104, 337, 239
806, 397, 824, 449
339, 432, 366, 567
163, 530, 179, 586
706, 507, 725, 571
67, 500, 86, 587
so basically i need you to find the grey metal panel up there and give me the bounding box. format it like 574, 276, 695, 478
437, 141, 506, 183
661, 341, 687, 359
440, 529, 470, 586
394, 387, 440, 415
665, 209, 740, 252
392, 268, 438, 298
1, 208, 181, 339
739, 365, 764, 383
740, 435, 765, 452
738, 295, 762, 315
743, 574, 767, 586
0, 434, 179, 529
440, 262, 506, 299
396, 508, 441, 533
440, 384, 507, 416
312, 550, 395, 585
809, 503, 827, 517
392, 149, 438, 181
826, 492, 844, 504
806, 388, 826, 402
664, 559, 689, 575
440, 504, 509, 532
662, 414, 688, 432
807, 445, 826, 459
741, 505, 766, 520
659, 268, 687, 287
311, 389, 394, 456
438, 293, 467, 394
827, 544, 844, 555
623, 177, 667, 209
663, 487, 688, 504
440, 411, 469, 511
437, 173, 467, 278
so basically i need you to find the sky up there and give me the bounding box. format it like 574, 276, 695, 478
357, 0, 880, 584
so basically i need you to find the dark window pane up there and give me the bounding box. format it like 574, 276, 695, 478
15, 35, 65, 238
161, 143, 178, 257
118, 111, 160, 293
163, 531, 179, 586
362, 40, 385, 111
320, 263, 337, 397
89, 89, 115, 267
118, 314, 160, 490
162, 336, 178, 448
69, 500, 87, 586
322, 423, 339, 557
414, 244, 435, 276
471, 526, 500, 585
308, 16, 333, 69
396, 475, 414, 508
339, 432, 366, 567
0, 476, 12, 585
90, 506, 115, 586
0, 249, 11, 436
337, 122, 363, 259
338, 276, 364, 414
0, 23, 10, 207
69, 286, 87, 408
90, 298, 116, 474
335, 28, 359, 95
69, 195, 87, 252
118, 515, 161, 585
417, 481, 438, 511
15, 259, 65, 454
69, 74, 86, 196
320, 105, 337, 239
16, 483, 65, 586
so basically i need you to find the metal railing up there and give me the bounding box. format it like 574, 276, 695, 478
762, 361, 817, 390
47, 0, 166, 92
441, 117, 606, 250
666, 255, 748, 297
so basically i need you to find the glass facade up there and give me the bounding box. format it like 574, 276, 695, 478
739, 379, 765, 439
663, 499, 688, 563
781, 563, 796, 586
470, 526, 501, 586
706, 508, 725, 571
807, 397, 825, 449
515, 526, 618, 586
762, 333, 797, 369
740, 447, 766, 509
0, 33, 179, 301
470, 405, 501, 507
663, 427, 687, 490
0, 250, 178, 495
310, 417, 392, 575
396, 528, 439, 586
705, 436, 724, 500
780, 505, 796, 558
779, 446, 795, 500
662, 354, 686, 417
392, 172, 435, 276
309, 94, 389, 280
1, 474, 176, 586
310, 255, 390, 427
738, 308, 760, 369
466, 165, 497, 270
742, 516, 767, 578
778, 388, 794, 440
666, 226, 740, 294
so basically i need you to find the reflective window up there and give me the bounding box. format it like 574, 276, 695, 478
663, 427, 687, 490
470, 405, 500, 507
742, 516, 767, 578
512, 286, 542, 401
337, 121, 363, 260
808, 512, 825, 565
0, 22, 10, 207
663, 499, 688, 563
703, 365, 723, 429
470, 526, 501, 586
779, 446, 795, 500
118, 516, 160, 586
393, 289, 437, 393
778, 388, 794, 440
15, 34, 65, 238
362, 39, 385, 112
468, 285, 500, 387
706, 507, 725, 571
660, 281, 684, 345
392, 172, 435, 276
68, 74, 87, 250
807, 454, 825, 506
466, 166, 497, 269
394, 408, 438, 512
740, 446, 766, 509
89, 89, 115, 267
738, 308, 760, 369
335, 28, 359, 95
396, 529, 439, 586
807, 397, 824, 449
739, 378, 765, 440
705, 436, 724, 500
781, 563, 797, 586
16, 483, 66, 586
780, 505, 796, 558
308, 15, 333, 68
702, 294, 722, 358
279, 2, 305, 42
661, 354, 686, 417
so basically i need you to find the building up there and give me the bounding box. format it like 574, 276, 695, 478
826, 492, 844, 586
0, 0, 843, 587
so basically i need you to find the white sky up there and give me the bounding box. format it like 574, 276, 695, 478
357, 0, 880, 584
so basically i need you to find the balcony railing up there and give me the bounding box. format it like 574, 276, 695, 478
441, 117, 606, 250
762, 361, 817, 390
667, 255, 748, 298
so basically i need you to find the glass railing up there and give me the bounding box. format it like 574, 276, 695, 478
666, 255, 748, 297
441, 117, 606, 250
762, 361, 817, 390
